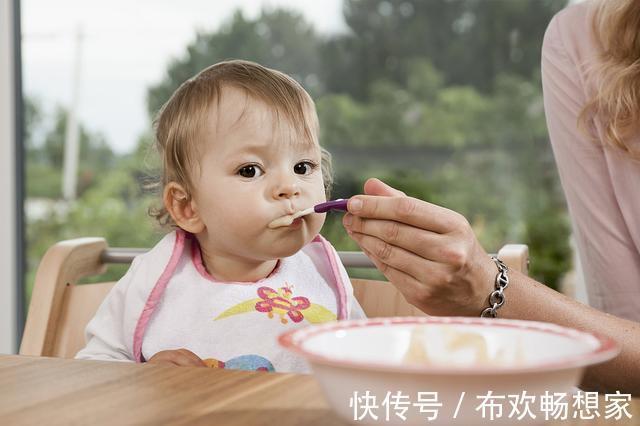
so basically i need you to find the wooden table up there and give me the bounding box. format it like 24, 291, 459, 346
0, 355, 637, 425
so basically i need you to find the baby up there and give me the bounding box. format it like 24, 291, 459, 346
76, 60, 366, 372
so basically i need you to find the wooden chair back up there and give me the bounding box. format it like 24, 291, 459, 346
19, 238, 528, 358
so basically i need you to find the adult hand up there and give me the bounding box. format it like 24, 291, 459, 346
147, 349, 207, 367
342, 178, 496, 316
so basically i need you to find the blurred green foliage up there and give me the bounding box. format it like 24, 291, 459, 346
25, 0, 571, 308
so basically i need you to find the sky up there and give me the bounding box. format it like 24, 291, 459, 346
22, 0, 346, 154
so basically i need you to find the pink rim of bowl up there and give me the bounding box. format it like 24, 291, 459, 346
278, 316, 620, 376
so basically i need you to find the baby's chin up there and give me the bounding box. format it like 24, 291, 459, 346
261, 231, 316, 259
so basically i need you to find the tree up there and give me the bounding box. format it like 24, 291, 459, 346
147, 9, 323, 116
324, 0, 566, 98
319, 59, 494, 149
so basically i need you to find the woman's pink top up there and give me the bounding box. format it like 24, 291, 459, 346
542, 1, 640, 321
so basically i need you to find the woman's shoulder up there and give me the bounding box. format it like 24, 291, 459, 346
545, 1, 596, 56
552, 0, 591, 27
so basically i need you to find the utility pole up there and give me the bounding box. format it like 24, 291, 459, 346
62, 25, 83, 201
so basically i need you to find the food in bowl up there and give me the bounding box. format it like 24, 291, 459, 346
279, 317, 619, 426
403, 325, 524, 367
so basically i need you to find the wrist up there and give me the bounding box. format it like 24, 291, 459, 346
480, 256, 510, 318
471, 255, 498, 314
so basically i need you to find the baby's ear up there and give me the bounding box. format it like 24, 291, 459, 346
163, 182, 205, 234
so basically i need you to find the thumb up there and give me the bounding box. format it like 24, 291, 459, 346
363, 178, 406, 197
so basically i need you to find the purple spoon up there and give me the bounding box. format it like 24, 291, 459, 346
268, 199, 349, 228
294, 199, 348, 217
312, 198, 349, 213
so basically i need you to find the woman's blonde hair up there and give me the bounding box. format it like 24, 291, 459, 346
149, 60, 333, 227
580, 0, 640, 156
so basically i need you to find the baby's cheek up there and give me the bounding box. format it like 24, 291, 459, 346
219, 209, 262, 236
308, 212, 326, 235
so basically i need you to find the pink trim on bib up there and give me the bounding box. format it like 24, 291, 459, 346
132, 230, 186, 362
313, 235, 348, 320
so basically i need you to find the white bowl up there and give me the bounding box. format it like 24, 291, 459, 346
279, 317, 619, 425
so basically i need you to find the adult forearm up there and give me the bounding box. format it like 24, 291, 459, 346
498, 270, 640, 395
343, 180, 640, 394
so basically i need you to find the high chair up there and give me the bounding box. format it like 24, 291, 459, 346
19, 237, 528, 358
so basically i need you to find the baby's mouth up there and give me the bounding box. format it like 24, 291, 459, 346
268, 210, 308, 229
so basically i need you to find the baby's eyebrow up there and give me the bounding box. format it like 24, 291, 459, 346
292, 140, 320, 154
232, 141, 318, 155
228, 144, 270, 157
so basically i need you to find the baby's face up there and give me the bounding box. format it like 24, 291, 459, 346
191, 87, 326, 261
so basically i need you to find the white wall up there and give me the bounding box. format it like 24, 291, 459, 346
0, 0, 18, 354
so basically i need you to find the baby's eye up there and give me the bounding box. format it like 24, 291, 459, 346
294, 161, 316, 175
237, 165, 264, 178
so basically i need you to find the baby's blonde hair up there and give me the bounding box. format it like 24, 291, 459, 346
149, 60, 333, 227
580, 0, 640, 157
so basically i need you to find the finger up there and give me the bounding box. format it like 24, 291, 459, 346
358, 246, 432, 312
176, 349, 207, 367
344, 214, 453, 262
147, 355, 171, 365
349, 230, 441, 285
147, 350, 182, 366
347, 195, 464, 235
363, 178, 406, 197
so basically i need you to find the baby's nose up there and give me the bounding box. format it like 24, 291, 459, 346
275, 183, 301, 199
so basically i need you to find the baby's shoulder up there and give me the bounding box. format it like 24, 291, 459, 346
117, 231, 182, 292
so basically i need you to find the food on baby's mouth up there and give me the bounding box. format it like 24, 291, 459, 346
268, 215, 296, 228
269, 209, 311, 228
